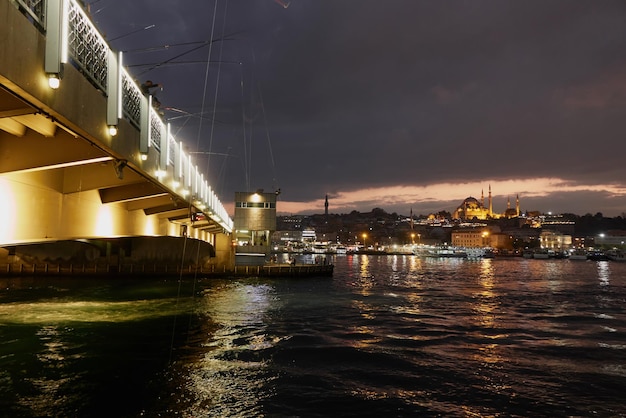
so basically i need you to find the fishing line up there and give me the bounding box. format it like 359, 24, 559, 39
205, 0, 229, 176
168, 0, 222, 361
186, 0, 228, 341
257, 82, 279, 191
239, 62, 250, 191
136, 32, 233, 77
122, 36, 243, 54
128, 59, 240, 69
168, 227, 190, 365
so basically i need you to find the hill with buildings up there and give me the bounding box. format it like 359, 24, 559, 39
275, 208, 626, 253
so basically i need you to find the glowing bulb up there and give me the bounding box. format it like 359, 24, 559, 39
48, 74, 60, 89
108, 125, 118, 136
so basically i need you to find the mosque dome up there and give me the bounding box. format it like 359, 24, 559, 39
453, 196, 489, 220
460, 197, 481, 209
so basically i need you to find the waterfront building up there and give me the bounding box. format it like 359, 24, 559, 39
595, 231, 626, 248
540, 230, 572, 250
234, 190, 278, 265
451, 229, 490, 248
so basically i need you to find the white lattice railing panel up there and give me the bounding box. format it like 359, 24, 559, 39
121, 69, 142, 127
67, 0, 108, 91
168, 136, 177, 166
149, 110, 162, 152
15, 0, 45, 28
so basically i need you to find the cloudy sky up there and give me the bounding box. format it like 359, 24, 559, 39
89, 0, 626, 217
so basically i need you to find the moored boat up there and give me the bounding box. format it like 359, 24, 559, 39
607, 249, 626, 262
587, 250, 609, 261
568, 249, 588, 260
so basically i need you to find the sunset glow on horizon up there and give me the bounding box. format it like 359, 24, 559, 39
271, 178, 626, 217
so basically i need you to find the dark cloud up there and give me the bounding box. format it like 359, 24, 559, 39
92, 0, 626, 216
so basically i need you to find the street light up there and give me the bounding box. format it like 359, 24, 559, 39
411, 233, 415, 244
362, 233, 367, 250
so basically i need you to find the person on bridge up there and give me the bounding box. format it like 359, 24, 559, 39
140, 80, 163, 110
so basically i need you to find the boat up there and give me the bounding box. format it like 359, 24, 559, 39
568, 249, 588, 260
335, 245, 347, 255
587, 250, 609, 261
532, 249, 550, 259
465, 247, 495, 259
522, 249, 534, 259
427, 246, 468, 258
607, 249, 626, 262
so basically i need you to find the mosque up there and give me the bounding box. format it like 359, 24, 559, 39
452, 185, 520, 220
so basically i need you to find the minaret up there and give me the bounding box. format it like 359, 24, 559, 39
481, 189, 484, 207
324, 194, 329, 217
516, 194, 520, 217
488, 185, 493, 217
507, 197, 511, 209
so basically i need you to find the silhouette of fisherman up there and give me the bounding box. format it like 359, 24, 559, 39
140, 80, 163, 109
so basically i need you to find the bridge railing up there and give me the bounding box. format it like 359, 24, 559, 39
12, 0, 45, 29
13, 0, 233, 233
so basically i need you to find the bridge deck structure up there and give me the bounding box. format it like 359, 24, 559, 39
0, 0, 235, 269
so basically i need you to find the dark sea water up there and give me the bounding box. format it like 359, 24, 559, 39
1, 255, 626, 417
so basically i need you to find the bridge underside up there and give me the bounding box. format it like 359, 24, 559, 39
0, 0, 235, 272
0, 84, 225, 246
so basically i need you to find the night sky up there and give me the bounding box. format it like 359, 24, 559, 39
88, 0, 626, 217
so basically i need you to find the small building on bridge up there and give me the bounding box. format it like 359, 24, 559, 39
233, 190, 278, 265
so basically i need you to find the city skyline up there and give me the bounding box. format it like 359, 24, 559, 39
90, 1, 626, 218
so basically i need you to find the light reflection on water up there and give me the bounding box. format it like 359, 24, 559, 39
165, 282, 282, 417
0, 298, 193, 324
1, 258, 626, 417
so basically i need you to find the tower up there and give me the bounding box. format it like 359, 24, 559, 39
516, 194, 520, 217
488, 185, 493, 217
324, 194, 329, 216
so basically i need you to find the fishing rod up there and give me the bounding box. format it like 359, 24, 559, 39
127, 60, 241, 69
108, 24, 156, 42
121, 34, 244, 54
129, 36, 242, 76
164, 107, 229, 125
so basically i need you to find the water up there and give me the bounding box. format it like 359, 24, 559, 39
1, 256, 626, 417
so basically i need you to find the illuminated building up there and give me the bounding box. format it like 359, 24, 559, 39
451, 229, 490, 247
540, 230, 572, 250
233, 190, 277, 265
452, 186, 520, 220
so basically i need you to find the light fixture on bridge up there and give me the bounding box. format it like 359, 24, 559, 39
47, 73, 61, 89
140, 153, 148, 161
108, 125, 118, 136
155, 169, 166, 180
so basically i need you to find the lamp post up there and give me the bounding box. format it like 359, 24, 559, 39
411, 233, 415, 245
362, 233, 367, 250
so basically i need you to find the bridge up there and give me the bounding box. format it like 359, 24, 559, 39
0, 0, 235, 272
